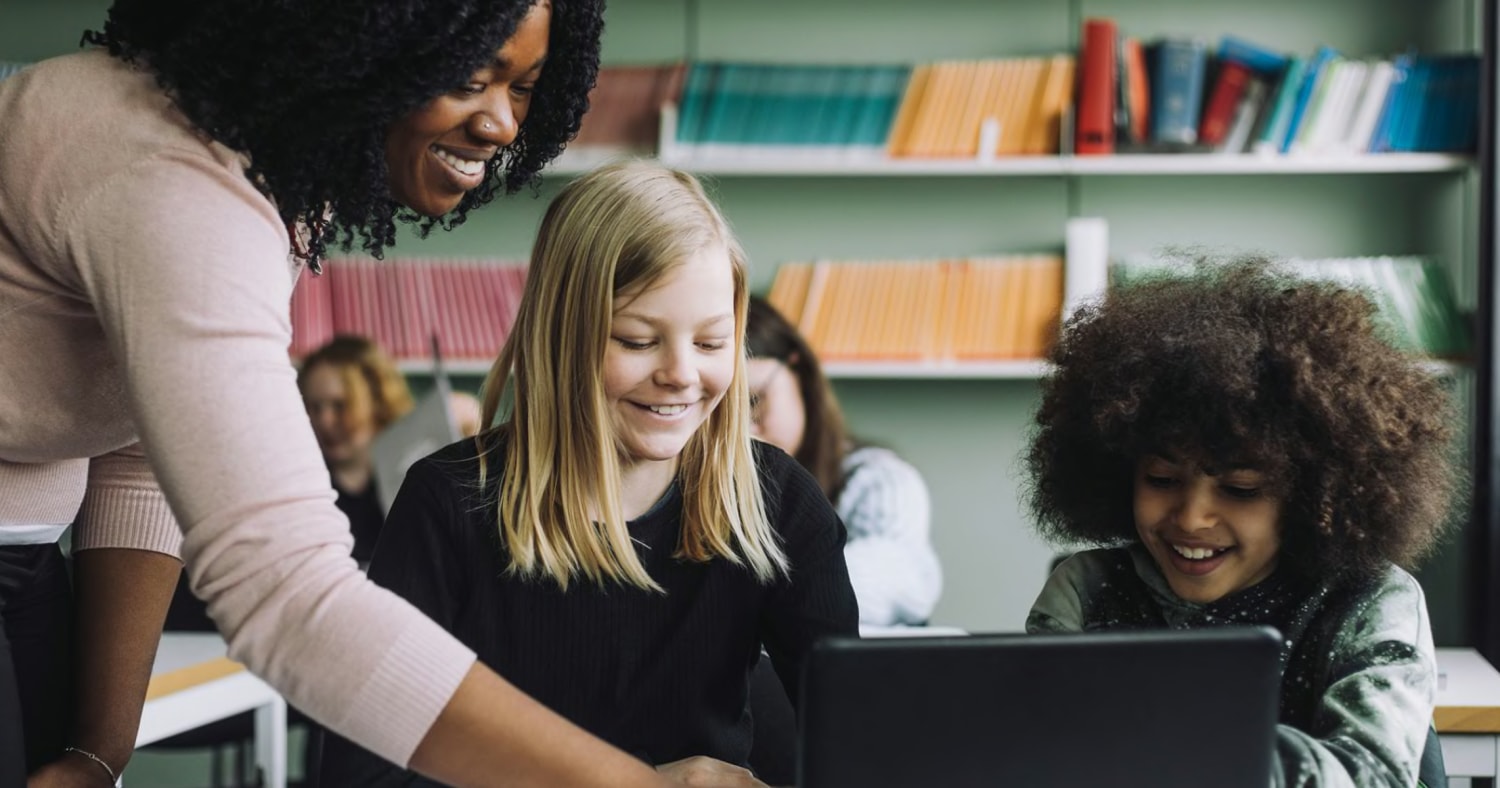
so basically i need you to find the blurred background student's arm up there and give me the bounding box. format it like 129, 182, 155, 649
837, 446, 942, 626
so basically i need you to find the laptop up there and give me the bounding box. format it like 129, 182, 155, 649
797, 626, 1282, 788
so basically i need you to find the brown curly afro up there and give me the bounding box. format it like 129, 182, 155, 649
1025, 256, 1462, 582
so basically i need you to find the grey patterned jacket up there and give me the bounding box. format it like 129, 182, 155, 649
1028, 545, 1436, 787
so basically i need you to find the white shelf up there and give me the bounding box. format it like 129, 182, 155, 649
823, 360, 1050, 379
399, 357, 1049, 379
547, 149, 1473, 178
399, 357, 1464, 380
397, 359, 495, 376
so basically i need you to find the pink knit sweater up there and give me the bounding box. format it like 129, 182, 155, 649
0, 50, 476, 765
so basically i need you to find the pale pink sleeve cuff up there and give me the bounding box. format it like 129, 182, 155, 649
73, 444, 183, 558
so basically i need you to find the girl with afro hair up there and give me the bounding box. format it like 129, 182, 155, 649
1024, 258, 1460, 787
0, 1, 745, 785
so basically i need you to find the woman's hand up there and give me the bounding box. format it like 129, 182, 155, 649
656, 756, 770, 787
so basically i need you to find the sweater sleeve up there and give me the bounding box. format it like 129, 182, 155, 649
837, 449, 943, 626
72, 442, 183, 557
1270, 570, 1437, 788
62, 153, 475, 766
759, 450, 860, 708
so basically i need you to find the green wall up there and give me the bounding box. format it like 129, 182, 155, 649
1, 0, 1484, 781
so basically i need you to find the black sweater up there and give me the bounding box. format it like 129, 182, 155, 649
320, 436, 859, 786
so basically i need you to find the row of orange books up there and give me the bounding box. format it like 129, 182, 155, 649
767, 256, 1064, 362
889, 56, 1076, 158
290, 258, 527, 362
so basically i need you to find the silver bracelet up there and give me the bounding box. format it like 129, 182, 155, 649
63, 746, 118, 785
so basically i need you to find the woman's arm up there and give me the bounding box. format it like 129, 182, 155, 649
28, 548, 180, 788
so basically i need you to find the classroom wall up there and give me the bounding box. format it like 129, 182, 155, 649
0, 3, 1483, 781
2, 0, 1480, 639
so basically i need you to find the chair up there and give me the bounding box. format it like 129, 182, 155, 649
1419, 723, 1447, 788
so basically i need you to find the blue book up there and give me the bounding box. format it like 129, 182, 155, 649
1218, 36, 1289, 75
1368, 53, 1414, 153
1151, 39, 1208, 146
1278, 45, 1339, 153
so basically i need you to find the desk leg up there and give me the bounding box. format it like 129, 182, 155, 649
255, 695, 287, 788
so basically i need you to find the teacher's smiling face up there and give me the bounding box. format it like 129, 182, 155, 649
383, 1, 551, 217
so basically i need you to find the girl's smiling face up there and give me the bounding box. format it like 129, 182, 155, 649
1133, 452, 1283, 604
383, 1, 550, 217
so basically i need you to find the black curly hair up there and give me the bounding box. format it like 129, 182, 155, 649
81, 0, 604, 267
1025, 255, 1462, 583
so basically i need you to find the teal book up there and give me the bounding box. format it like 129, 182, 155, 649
851, 65, 909, 147
676, 62, 719, 144
1252, 56, 1306, 153
1279, 45, 1338, 153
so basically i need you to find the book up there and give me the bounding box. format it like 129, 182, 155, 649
1199, 60, 1253, 147
1150, 38, 1208, 146
1279, 45, 1339, 153
1075, 18, 1119, 155
1252, 56, 1307, 154
1218, 36, 1289, 75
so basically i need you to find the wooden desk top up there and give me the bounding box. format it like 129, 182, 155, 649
1435, 647, 1500, 733
145, 632, 246, 701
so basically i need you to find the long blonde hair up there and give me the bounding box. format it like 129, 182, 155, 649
478, 160, 787, 591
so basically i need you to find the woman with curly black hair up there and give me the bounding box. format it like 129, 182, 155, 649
1023, 257, 1460, 786
0, 0, 747, 785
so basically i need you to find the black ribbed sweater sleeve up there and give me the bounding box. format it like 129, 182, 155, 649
755, 440, 859, 707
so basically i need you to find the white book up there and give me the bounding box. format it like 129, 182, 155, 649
1341, 60, 1396, 153
1063, 217, 1109, 321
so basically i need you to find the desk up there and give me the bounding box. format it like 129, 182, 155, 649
1436, 647, 1500, 784
135, 633, 286, 788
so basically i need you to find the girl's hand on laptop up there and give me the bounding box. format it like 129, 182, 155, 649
656, 755, 770, 786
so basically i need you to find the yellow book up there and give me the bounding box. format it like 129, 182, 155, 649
887, 65, 932, 156
1001, 58, 1046, 156
1025, 55, 1076, 155
909, 62, 959, 157
995, 258, 1030, 358
768, 262, 813, 324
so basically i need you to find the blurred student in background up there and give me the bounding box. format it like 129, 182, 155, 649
298, 335, 415, 564
745, 295, 942, 627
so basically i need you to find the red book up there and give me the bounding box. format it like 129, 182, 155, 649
1198, 60, 1252, 147
1074, 18, 1118, 155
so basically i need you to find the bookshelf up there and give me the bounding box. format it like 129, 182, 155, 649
6, 0, 1490, 648
555, 150, 1473, 177
557, 0, 1490, 644
364, 0, 1495, 644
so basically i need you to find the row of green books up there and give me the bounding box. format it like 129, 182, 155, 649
675, 62, 911, 150
1112, 255, 1469, 358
